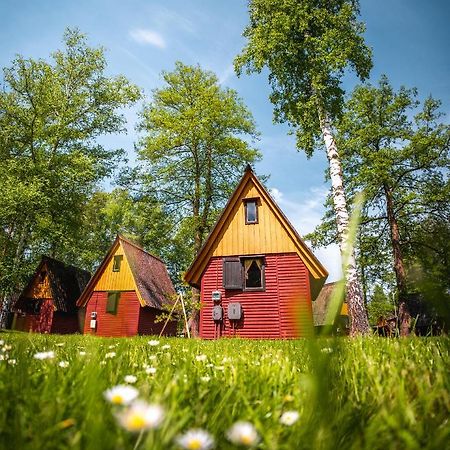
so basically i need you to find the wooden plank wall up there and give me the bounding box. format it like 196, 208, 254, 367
199, 253, 312, 339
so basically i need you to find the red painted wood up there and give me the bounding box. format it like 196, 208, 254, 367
199, 253, 312, 339
20, 299, 54, 333
83, 291, 140, 337
138, 307, 177, 336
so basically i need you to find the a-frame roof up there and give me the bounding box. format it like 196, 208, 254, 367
77, 235, 175, 310
15, 256, 91, 313
184, 166, 328, 289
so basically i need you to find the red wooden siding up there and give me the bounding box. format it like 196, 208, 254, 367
199, 253, 313, 339
83, 291, 140, 337
14, 299, 54, 333
50, 312, 80, 334
138, 307, 177, 336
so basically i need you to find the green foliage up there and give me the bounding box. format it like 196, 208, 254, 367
367, 285, 396, 325
0, 333, 448, 449
0, 29, 140, 298
235, 0, 372, 154
137, 62, 260, 265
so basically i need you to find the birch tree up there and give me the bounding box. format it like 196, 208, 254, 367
235, 0, 372, 334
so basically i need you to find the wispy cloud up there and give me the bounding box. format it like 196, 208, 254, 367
129, 29, 166, 49
218, 64, 235, 85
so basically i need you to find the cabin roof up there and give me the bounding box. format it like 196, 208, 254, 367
312, 281, 348, 326
76, 235, 175, 310
15, 256, 91, 313
184, 165, 328, 290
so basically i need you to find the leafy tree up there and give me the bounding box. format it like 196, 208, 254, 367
235, 0, 372, 334
137, 62, 260, 334
367, 285, 395, 326
311, 76, 450, 334
0, 28, 140, 323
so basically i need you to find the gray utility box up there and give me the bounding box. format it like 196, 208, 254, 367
212, 305, 223, 321
228, 302, 242, 320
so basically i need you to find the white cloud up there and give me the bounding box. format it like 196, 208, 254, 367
218, 64, 235, 85
269, 185, 343, 282
129, 29, 166, 49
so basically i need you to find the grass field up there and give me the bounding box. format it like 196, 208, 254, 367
0, 332, 448, 450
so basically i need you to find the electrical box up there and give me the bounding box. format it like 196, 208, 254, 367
211, 291, 221, 302
228, 302, 242, 320
212, 305, 223, 321
90, 319, 97, 329
90, 311, 97, 319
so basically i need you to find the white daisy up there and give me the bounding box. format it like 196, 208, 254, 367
161, 344, 171, 350
55, 343, 65, 347
104, 385, 139, 406
145, 367, 157, 375
58, 361, 69, 368
105, 352, 116, 359
116, 401, 164, 432
196, 354, 207, 362
148, 340, 160, 346
79, 351, 87, 356
124, 375, 137, 384
226, 421, 259, 447
8, 359, 16, 366
200, 376, 211, 383
149, 355, 157, 360
34, 351, 55, 360
280, 411, 299, 426
176, 428, 214, 450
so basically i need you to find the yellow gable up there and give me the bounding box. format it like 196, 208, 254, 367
93, 242, 136, 292
24, 263, 52, 299
211, 180, 298, 257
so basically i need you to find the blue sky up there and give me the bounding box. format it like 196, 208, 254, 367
1, 0, 449, 281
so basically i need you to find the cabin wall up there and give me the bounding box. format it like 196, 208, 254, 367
13, 299, 54, 333
138, 307, 177, 336
83, 291, 140, 337
200, 253, 313, 339
50, 312, 80, 334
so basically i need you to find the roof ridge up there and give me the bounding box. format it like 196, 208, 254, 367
118, 235, 165, 264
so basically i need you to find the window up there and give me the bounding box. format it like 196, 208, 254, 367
106, 291, 120, 314
38, 271, 46, 284
243, 258, 265, 290
223, 258, 243, 290
223, 257, 265, 291
244, 199, 258, 224
112, 255, 123, 272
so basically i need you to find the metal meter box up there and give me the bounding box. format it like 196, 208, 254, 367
212, 305, 223, 321
90, 319, 97, 329
211, 291, 221, 301
228, 302, 242, 320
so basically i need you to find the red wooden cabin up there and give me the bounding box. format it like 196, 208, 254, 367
12, 256, 90, 334
77, 235, 177, 337
184, 166, 328, 339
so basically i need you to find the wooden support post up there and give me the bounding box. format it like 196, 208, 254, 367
159, 295, 179, 338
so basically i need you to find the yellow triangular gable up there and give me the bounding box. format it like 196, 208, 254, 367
77, 237, 146, 307
184, 167, 328, 289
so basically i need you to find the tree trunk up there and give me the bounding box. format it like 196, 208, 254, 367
383, 184, 410, 336
319, 113, 370, 335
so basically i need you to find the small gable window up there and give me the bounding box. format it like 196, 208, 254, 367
106, 291, 121, 314
244, 199, 258, 224
112, 255, 123, 272
243, 258, 265, 290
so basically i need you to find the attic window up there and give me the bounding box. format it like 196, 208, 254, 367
106, 291, 120, 314
244, 199, 259, 224
112, 255, 123, 272
38, 271, 46, 284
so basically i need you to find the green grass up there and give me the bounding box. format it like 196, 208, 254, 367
0, 332, 448, 450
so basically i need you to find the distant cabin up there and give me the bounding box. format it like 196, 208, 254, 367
77, 236, 177, 337
312, 282, 349, 334
12, 256, 90, 334
184, 166, 328, 339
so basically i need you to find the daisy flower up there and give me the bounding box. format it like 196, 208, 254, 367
148, 340, 160, 346
105, 352, 116, 359
8, 359, 16, 366
176, 428, 214, 450
79, 351, 87, 356
200, 376, 211, 383
58, 361, 69, 368
34, 351, 55, 360
116, 401, 164, 432
145, 367, 157, 375
161, 344, 171, 350
226, 421, 259, 447
280, 411, 299, 426
124, 375, 137, 384
196, 354, 207, 362
104, 385, 139, 406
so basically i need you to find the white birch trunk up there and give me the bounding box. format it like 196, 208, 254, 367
320, 113, 370, 335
